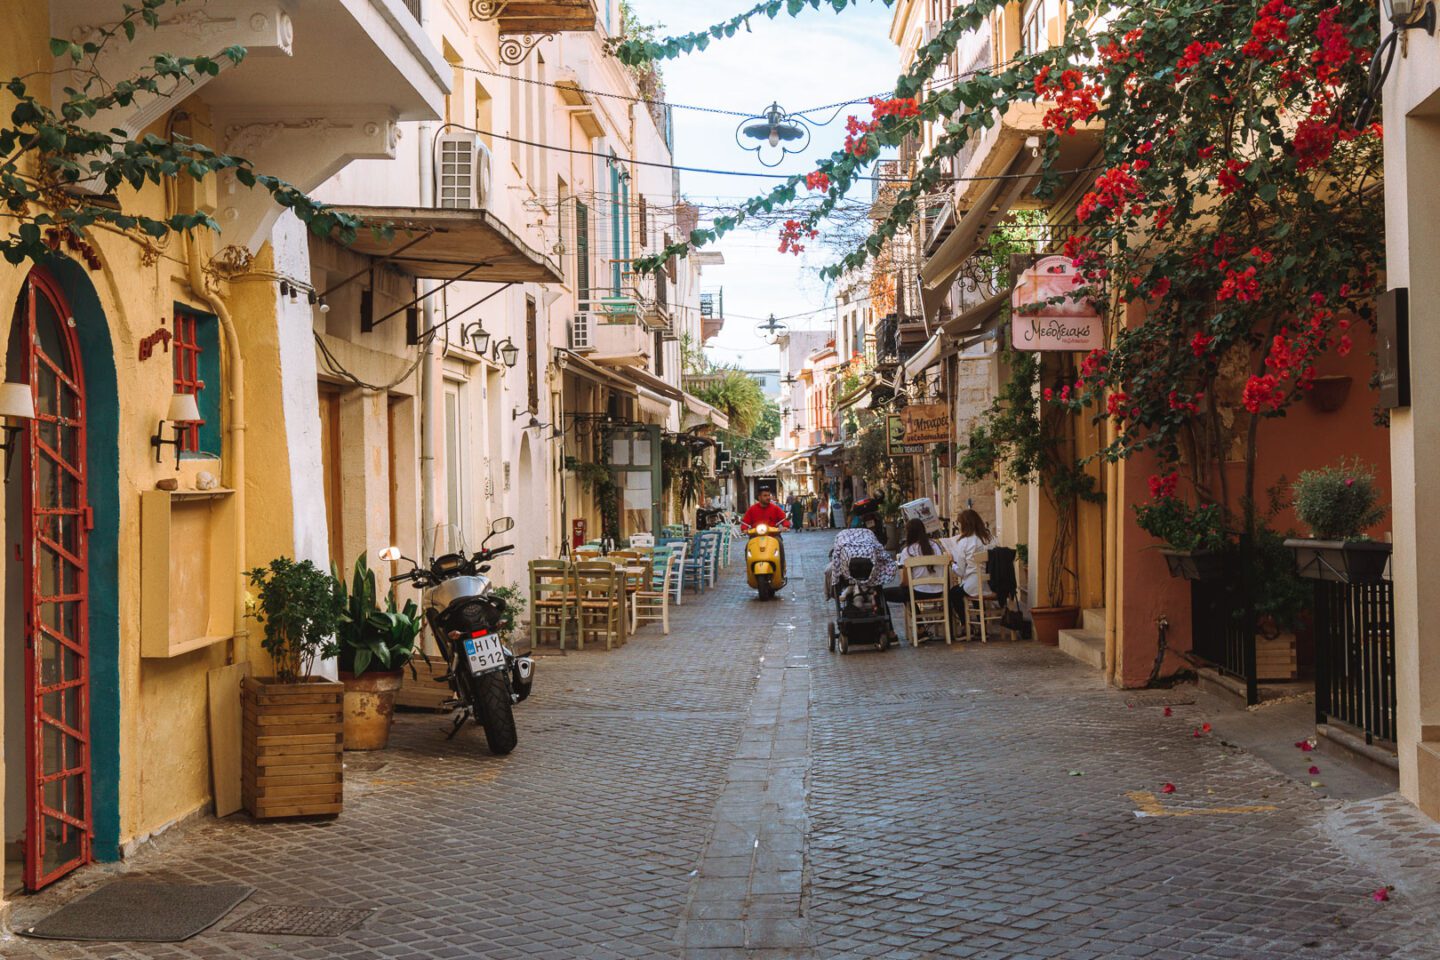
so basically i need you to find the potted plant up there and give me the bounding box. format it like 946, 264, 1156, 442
334, 552, 424, 751
242, 557, 344, 819
1135, 472, 1230, 581
1285, 458, 1389, 583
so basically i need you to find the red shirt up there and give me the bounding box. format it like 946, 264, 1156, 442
742, 502, 790, 531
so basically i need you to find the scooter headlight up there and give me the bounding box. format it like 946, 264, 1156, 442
755, 524, 769, 535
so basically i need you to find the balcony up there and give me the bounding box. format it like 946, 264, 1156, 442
472, 0, 598, 63
700, 290, 725, 343
49, 0, 448, 252
632, 272, 673, 334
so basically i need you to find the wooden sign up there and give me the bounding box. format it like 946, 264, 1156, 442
1010, 254, 1104, 352
886, 414, 925, 456
900, 404, 950, 444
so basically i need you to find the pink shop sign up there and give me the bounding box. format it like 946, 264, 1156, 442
1010, 254, 1104, 352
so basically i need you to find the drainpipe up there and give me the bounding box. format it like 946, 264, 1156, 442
186, 236, 246, 663
1103, 363, 1120, 685
417, 1, 439, 564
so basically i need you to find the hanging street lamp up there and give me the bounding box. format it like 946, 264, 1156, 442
737, 102, 811, 167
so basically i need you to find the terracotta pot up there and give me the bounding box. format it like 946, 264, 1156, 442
339, 669, 404, 751
1030, 605, 1079, 646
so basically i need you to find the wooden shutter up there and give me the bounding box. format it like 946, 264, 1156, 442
575, 200, 590, 308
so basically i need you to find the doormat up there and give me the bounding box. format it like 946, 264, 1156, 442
225, 903, 374, 937
19, 880, 253, 942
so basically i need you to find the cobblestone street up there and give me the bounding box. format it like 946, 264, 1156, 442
4, 531, 1440, 959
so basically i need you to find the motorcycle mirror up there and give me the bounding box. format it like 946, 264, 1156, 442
378, 545, 403, 562
491, 516, 515, 535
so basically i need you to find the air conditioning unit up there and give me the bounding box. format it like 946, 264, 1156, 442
436, 133, 493, 210
569, 312, 594, 352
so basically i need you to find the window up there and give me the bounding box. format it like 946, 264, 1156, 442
474, 79, 493, 148
576, 200, 591, 309
1021, 0, 1054, 54
172, 307, 220, 455
525, 295, 539, 412
444, 383, 465, 533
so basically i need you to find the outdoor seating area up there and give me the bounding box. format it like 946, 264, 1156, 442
528, 525, 737, 650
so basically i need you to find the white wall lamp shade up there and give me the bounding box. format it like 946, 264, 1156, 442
167, 392, 201, 423
0, 382, 35, 421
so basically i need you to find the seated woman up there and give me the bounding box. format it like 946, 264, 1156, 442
944, 508, 994, 610
883, 518, 949, 605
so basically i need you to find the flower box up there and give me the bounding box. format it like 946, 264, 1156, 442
1285, 538, 1390, 584
1159, 548, 1229, 582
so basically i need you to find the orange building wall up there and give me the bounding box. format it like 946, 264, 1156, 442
1115, 322, 1391, 687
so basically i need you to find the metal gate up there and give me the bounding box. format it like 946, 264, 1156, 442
15, 269, 92, 890
1313, 580, 1396, 745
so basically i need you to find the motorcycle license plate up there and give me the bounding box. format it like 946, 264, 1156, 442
463, 634, 506, 674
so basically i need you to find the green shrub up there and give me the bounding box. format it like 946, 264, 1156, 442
246, 557, 341, 683
1292, 458, 1386, 540
1134, 497, 1227, 552
333, 552, 423, 677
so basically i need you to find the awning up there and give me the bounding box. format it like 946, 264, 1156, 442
329, 205, 562, 283
638, 388, 672, 422
897, 333, 947, 383
942, 286, 1013, 337
555, 349, 640, 396
589, 356, 684, 401
817, 444, 844, 460
681, 393, 731, 431
919, 151, 1043, 322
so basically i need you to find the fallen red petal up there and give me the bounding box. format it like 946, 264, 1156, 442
1163, 706, 1172, 717
1161, 783, 1176, 794
1193, 729, 1202, 738
1373, 888, 1390, 902
1309, 765, 1321, 775
1202, 722, 1212, 733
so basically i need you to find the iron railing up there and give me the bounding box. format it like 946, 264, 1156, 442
1189, 579, 1258, 704
1313, 580, 1397, 745
399, 0, 422, 20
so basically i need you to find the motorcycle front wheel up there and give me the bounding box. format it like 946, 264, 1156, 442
469, 669, 518, 755
757, 580, 775, 601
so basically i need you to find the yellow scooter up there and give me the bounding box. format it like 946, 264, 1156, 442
745, 524, 786, 601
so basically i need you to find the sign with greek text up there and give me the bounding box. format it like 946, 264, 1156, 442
1010, 254, 1104, 352
900, 404, 950, 445
886, 414, 925, 457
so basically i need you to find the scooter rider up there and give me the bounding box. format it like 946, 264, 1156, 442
742, 489, 792, 567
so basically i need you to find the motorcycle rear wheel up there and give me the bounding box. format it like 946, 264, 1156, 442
469, 669, 518, 755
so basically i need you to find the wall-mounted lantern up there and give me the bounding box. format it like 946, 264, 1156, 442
494, 337, 520, 368
461, 320, 492, 354
0, 382, 35, 479
151, 392, 201, 470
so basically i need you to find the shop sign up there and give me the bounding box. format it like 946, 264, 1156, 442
900, 404, 950, 445
1378, 287, 1410, 409
886, 414, 926, 456
1010, 254, 1104, 352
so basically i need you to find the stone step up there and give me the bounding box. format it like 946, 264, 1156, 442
1082, 607, 1107, 635
1058, 627, 1105, 671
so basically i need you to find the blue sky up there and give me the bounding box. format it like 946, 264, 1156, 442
626, 0, 901, 370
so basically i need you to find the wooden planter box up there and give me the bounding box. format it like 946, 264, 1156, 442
1160, 548, 1229, 581
241, 676, 344, 819
1285, 538, 1391, 584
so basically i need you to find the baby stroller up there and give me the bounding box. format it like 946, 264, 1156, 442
827, 556, 898, 654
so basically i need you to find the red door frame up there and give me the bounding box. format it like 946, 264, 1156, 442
17, 268, 92, 890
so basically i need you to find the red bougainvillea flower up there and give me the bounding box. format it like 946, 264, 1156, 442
1191, 331, 1215, 357
1033, 66, 1104, 133
1241, 0, 1297, 61
1163, 706, 1173, 717
1193, 728, 1202, 738
1147, 472, 1179, 499
1309, 765, 1321, 775
1161, 783, 1176, 794
804, 170, 831, 192
1373, 888, 1390, 902
1077, 164, 1144, 223
869, 96, 921, 120
1294, 118, 1339, 172
843, 116, 877, 158
777, 219, 818, 256
1202, 722, 1212, 733
1175, 40, 1222, 79
1218, 159, 1250, 196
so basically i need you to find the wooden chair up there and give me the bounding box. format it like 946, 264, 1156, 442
611, 550, 651, 624
575, 561, 625, 650
632, 550, 679, 634
699, 531, 723, 588
528, 559, 575, 650
682, 534, 713, 593
961, 550, 1005, 643
667, 541, 689, 605
629, 532, 655, 548
903, 554, 953, 646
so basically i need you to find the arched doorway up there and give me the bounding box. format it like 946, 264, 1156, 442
515, 432, 542, 560
4, 268, 92, 892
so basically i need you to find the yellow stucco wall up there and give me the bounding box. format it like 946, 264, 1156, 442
0, 10, 302, 883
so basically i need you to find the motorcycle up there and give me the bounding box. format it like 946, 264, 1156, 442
745, 523, 786, 601
379, 517, 534, 755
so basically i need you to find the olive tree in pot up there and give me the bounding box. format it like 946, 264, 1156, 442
334, 552, 424, 750
1284, 459, 1389, 583
242, 557, 344, 818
